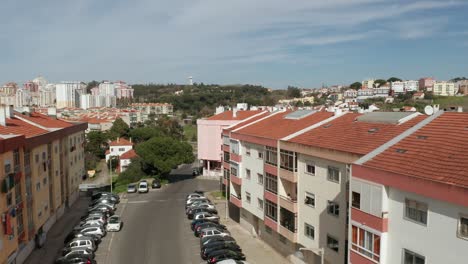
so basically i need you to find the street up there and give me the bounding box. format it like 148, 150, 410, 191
95, 178, 219, 264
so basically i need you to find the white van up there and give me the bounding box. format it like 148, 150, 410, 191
138, 181, 148, 193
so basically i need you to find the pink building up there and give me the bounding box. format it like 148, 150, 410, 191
197, 109, 267, 177
115, 81, 134, 99
419, 77, 435, 91
23, 81, 39, 92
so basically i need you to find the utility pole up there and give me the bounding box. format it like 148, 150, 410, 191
109, 157, 113, 193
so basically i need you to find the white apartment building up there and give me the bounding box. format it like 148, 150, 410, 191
114, 81, 134, 99
390, 81, 405, 93
403, 80, 419, 92
362, 79, 374, 89
98, 81, 116, 97
56, 82, 86, 108
432, 81, 457, 96
39, 84, 56, 107
15, 89, 31, 107
351, 112, 468, 264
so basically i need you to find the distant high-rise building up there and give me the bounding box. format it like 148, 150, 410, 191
189, 76, 193, 85
362, 79, 374, 89
433, 81, 457, 96
56, 81, 86, 108
114, 81, 134, 99
98, 81, 116, 97
419, 77, 435, 91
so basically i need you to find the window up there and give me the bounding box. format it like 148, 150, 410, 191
403, 249, 425, 264
305, 192, 315, 207
327, 235, 339, 252
35, 154, 39, 163
230, 167, 238, 177
258, 198, 264, 210
258, 151, 263, 159
36, 182, 41, 191
352, 226, 380, 261
265, 173, 277, 194
305, 163, 315, 175
405, 199, 427, 225
42, 152, 46, 160
246, 169, 251, 180
245, 147, 251, 156
222, 136, 230, 145
257, 173, 264, 185
118, 148, 125, 151
223, 152, 230, 162
111, 148, 114, 152
54, 146, 58, 154
245, 192, 251, 203
327, 166, 340, 183
4, 162, 11, 174
327, 201, 339, 217
458, 215, 468, 239
265, 146, 277, 165
43, 177, 47, 185
305, 223, 315, 239
265, 200, 277, 221
230, 140, 240, 155
6, 193, 12, 207
352, 191, 361, 209
280, 150, 296, 171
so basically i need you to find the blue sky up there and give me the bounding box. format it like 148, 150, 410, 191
0, 0, 467, 88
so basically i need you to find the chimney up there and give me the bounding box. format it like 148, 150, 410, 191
130, 137, 132, 143
47, 107, 57, 118
233, 107, 238, 118
5, 105, 14, 118
117, 137, 120, 143
433, 104, 440, 113
0, 106, 6, 126
458, 106, 463, 113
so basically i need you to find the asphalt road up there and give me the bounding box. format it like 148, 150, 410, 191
95, 177, 219, 264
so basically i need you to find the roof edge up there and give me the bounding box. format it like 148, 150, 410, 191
281, 112, 347, 141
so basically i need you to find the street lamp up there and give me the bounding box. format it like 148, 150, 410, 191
109, 156, 113, 193
299, 247, 324, 264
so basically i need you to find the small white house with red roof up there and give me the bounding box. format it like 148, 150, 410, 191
119, 149, 138, 172
105, 137, 138, 172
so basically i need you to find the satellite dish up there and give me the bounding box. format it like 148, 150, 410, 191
424, 105, 434, 115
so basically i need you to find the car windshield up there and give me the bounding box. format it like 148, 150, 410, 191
109, 217, 120, 223
128, 185, 135, 188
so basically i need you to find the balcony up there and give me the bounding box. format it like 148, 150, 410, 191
230, 174, 242, 186
279, 224, 297, 243
222, 144, 230, 152
223, 161, 230, 170
230, 194, 242, 208
264, 216, 278, 231
279, 195, 298, 213
230, 153, 242, 163
264, 190, 277, 203
351, 208, 388, 232
278, 168, 297, 182
264, 163, 277, 176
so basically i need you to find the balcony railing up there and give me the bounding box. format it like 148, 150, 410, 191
278, 168, 297, 182
230, 194, 242, 208
279, 195, 298, 213
230, 174, 242, 185
279, 223, 297, 242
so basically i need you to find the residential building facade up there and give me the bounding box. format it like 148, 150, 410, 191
419, 77, 435, 91
432, 81, 457, 96
55, 82, 86, 108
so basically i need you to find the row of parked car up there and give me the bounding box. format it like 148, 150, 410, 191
127, 179, 161, 193
55, 192, 123, 264
185, 191, 248, 264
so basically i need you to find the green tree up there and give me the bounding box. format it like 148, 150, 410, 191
118, 157, 147, 184
136, 137, 194, 176
350, 82, 362, 90
387, 77, 402, 82
129, 127, 163, 143
85, 131, 108, 158
373, 79, 387, 87
156, 116, 184, 140
85, 152, 99, 170
107, 156, 119, 172
86, 80, 100, 93
287, 86, 301, 98
108, 118, 130, 140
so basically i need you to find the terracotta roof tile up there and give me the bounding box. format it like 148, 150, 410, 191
207, 110, 263, 121
109, 137, 134, 146
120, 149, 137, 159
15, 112, 73, 128
288, 113, 427, 155
234, 111, 334, 140
364, 112, 468, 188
0, 118, 49, 138
223, 111, 271, 133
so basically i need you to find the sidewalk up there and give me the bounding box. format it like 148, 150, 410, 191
207, 193, 291, 264
24, 196, 90, 264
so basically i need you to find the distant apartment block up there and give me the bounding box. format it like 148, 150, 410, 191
419, 77, 435, 91
130, 103, 174, 117
433, 81, 457, 96
390, 81, 419, 93
0, 106, 87, 264
362, 79, 374, 89
55, 81, 86, 109
114, 81, 134, 99
456, 80, 468, 95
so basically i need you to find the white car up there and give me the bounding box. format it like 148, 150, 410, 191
80, 226, 106, 237
106, 215, 122, 232
138, 182, 148, 193
193, 212, 220, 221
199, 228, 230, 239
216, 260, 250, 264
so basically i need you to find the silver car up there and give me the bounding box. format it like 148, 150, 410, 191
193, 212, 220, 221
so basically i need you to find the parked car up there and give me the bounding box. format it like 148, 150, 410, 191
106, 215, 122, 232
91, 192, 119, 202
73, 223, 105, 232
61, 246, 94, 257
201, 240, 238, 252
201, 235, 235, 247
186, 193, 204, 200
191, 218, 220, 230
202, 243, 241, 260
88, 207, 113, 217
215, 260, 250, 264
193, 212, 220, 221
207, 250, 246, 264
88, 202, 115, 211
186, 202, 216, 212
89, 198, 117, 208
188, 207, 218, 219
127, 184, 137, 193
64, 237, 97, 252
151, 179, 161, 189
138, 181, 149, 193
55, 256, 96, 264
64, 231, 101, 245
199, 228, 230, 239
81, 215, 107, 225
78, 226, 106, 237
194, 222, 226, 237
59, 249, 95, 261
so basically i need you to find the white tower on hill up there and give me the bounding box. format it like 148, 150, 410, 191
188, 76, 193, 85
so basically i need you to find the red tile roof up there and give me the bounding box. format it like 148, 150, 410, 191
233, 111, 334, 140
206, 110, 263, 121
0, 117, 49, 138
223, 111, 270, 133
15, 112, 73, 128
120, 149, 137, 160
109, 137, 133, 146
363, 112, 468, 188
288, 113, 427, 155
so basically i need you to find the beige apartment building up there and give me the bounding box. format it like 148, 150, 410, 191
0, 106, 86, 264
